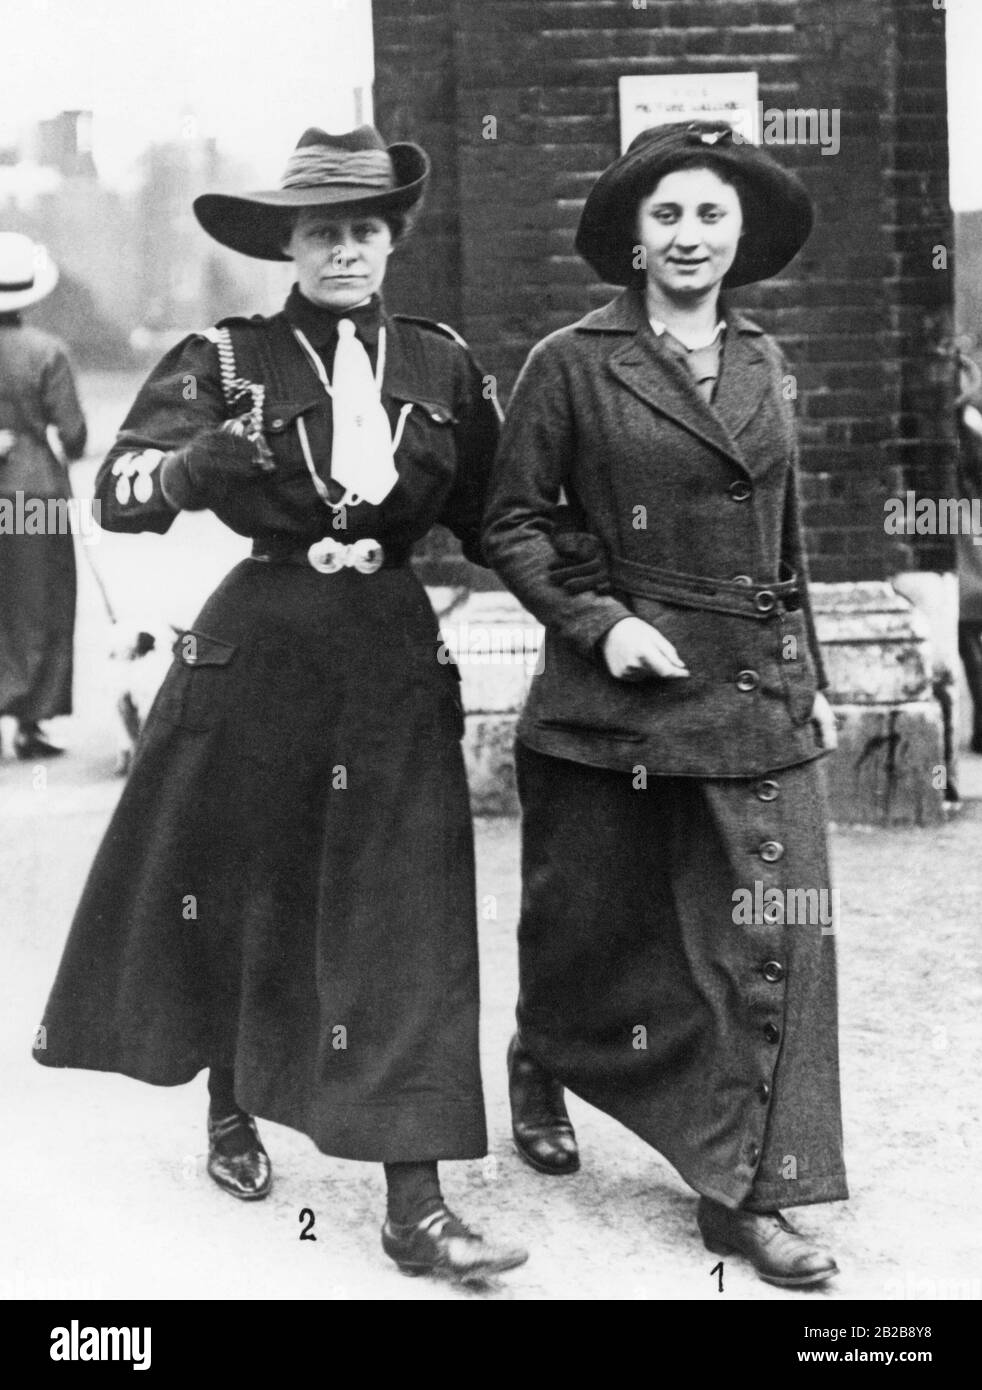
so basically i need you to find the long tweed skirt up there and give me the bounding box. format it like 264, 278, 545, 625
514, 741, 847, 1211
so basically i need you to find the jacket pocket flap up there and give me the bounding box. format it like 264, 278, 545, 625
171, 630, 238, 667
263, 399, 322, 432
389, 392, 457, 425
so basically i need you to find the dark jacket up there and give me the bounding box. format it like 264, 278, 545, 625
483, 288, 827, 778
96, 287, 497, 563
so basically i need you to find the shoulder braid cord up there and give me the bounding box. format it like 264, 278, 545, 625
206, 326, 276, 471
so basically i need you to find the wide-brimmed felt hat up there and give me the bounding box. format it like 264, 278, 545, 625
575, 120, 814, 288
193, 125, 430, 261
0, 233, 59, 311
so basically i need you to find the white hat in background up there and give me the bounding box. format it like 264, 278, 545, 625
0, 232, 59, 312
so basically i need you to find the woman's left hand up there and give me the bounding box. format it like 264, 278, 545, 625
811, 691, 839, 751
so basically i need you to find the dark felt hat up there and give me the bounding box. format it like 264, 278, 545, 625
193, 125, 430, 261
575, 120, 814, 288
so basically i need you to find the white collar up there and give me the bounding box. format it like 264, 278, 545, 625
649, 317, 726, 351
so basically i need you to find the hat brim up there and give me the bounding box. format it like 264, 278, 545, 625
193, 143, 430, 260
0, 247, 59, 311
575, 132, 813, 288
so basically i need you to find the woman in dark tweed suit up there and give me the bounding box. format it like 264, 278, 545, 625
483, 121, 847, 1288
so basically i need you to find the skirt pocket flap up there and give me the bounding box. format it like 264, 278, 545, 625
171, 630, 238, 668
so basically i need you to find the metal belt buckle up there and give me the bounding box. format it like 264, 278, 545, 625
306, 537, 384, 575
349, 538, 384, 574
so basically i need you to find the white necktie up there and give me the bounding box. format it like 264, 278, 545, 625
329, 319, 399, 506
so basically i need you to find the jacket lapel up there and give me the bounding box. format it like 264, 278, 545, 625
582, 292, 772, 477
711, 316, 770, 456
607, 329, 748, 473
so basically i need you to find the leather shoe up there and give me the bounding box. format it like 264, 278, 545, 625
207, 1110, 272, 1201
507, 1034, 580, 1175
14, 728, 64, 759
697, 1197, 838, 1288
382, 1205, 528, 1282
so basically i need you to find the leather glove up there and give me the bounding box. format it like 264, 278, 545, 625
548, 515, 611, 596
161, 422, 274, 509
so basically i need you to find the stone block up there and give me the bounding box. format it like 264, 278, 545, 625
463, 714, 521, 817
810, 581, 934, 703
826, 701, 946, 826
437, 582, 951, 824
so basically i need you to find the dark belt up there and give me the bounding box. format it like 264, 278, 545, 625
250, 538, 411, 572
609, 556, 800, 619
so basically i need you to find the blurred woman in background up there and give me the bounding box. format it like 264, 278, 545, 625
0, 233, 87, 760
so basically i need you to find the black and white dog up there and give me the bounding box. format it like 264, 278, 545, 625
109, 623, 178, 775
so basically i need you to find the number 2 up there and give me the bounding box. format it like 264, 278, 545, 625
299, 1208, 317, 1241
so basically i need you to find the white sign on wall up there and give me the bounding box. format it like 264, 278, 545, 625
619, 73, 760, 153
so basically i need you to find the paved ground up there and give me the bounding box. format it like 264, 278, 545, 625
2, 373, 981, 1301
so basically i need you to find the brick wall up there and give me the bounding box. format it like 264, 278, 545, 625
374, 0, 956, 585
373, 0, 462, 327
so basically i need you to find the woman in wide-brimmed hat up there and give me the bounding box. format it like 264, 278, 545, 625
484, 121, 847, 1287
34, 125, 527, 1283
0, 233, 87, 759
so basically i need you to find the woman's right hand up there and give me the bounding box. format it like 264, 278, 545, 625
601, 616, 690, 681
160, 425, 273, 511
183, 426, 272, 494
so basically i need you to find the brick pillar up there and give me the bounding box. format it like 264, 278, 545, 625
373, 0, 462, 326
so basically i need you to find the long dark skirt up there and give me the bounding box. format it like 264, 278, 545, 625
35, 559, 488, 1163
0, 527, 75, 720
514, 741, 847, 1211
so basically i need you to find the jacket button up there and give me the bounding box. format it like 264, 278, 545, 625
763, 1022, 780, 1043
736, 669, 760, 692
762, 902, 783, 925
762, 960, 785, 983
748, 1143, 761, 1164
732, 573, 753, 586
271, 418, 285, 429
754, 589, 777, 613
759, 840, 785, 862
757, 1081, 771, 1102
756, 779, 780, 802
728, 480, 752, 502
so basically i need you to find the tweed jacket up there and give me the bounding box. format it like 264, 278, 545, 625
483, 288, 828, 778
